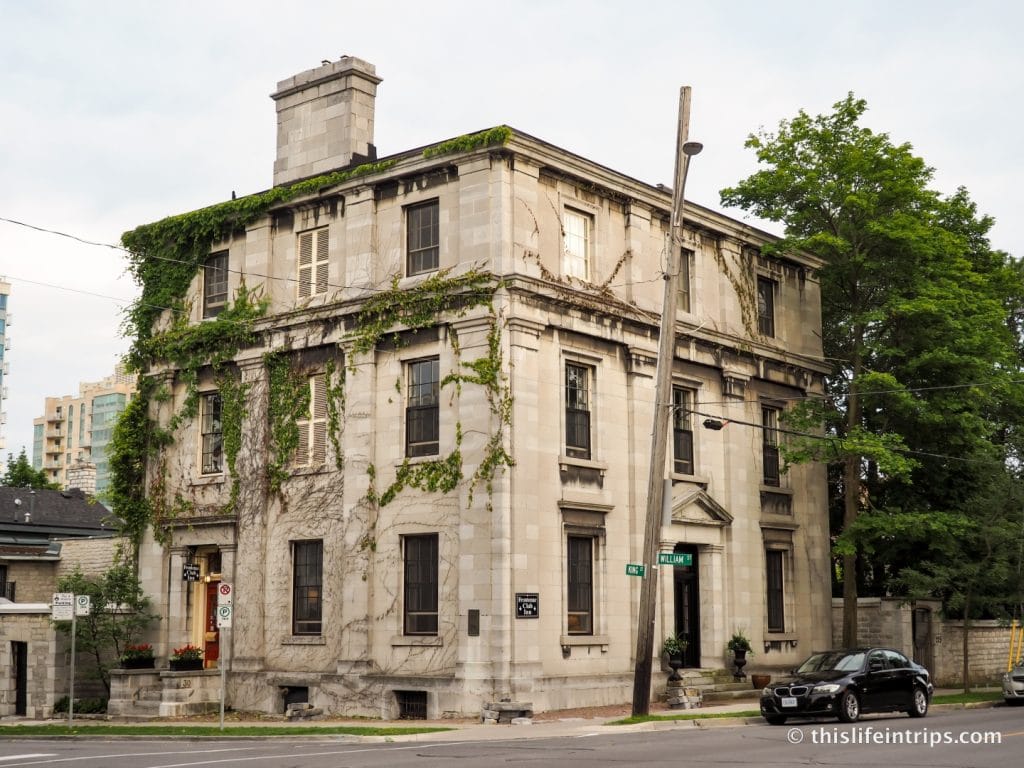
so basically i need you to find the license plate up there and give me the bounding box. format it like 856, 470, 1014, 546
781, 697, 798, 708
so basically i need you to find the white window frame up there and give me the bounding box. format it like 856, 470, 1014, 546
562, 208, 591, 281
200, 392, 223, 475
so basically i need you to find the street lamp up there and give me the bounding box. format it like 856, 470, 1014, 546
631, 87, 701, 716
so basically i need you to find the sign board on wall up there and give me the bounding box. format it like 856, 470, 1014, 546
515, 593, 539, 619
182, 563, 201, 582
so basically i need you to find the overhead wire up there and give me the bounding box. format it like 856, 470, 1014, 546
4, 214, 1023, 469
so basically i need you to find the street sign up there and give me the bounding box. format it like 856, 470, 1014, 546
657, 553, 693, 566
182, 563, 201, 582
217, 583, 233, 606
75, 595, 91, 616
216, 604, 233, 628
626, 563, 646, 577
51, 592, 74, 620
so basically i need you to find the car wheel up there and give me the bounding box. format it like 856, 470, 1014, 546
765, 715, 787, 725
837, 690, 860, 723
1005, 698, 1023, 707
907, 686, 928, 718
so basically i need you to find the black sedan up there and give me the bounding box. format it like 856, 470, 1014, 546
760, 648, 933, 724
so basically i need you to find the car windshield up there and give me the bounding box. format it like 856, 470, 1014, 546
796, 652, 865, 674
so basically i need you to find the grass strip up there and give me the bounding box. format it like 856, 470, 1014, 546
609, 710, 761, 725
0, 724, 451, 738
932, 691, 1002, 705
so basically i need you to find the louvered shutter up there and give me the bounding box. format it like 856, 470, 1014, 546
298, 232, 313, 298
315, 230, 329, 294
294, 421, 310, 467
312, 373, 327, 464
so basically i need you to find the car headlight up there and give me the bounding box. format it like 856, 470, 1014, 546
812, 683, 841, 694
762, 686, 773, 696
1004, 673, 1011, 683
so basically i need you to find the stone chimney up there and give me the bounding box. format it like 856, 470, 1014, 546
271, 56, 382, 187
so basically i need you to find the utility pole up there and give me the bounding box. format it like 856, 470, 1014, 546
631, 86, 701, 716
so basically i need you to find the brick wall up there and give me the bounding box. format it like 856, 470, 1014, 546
932, 621, 1015, 687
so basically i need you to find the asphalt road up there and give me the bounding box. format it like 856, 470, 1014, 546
0, 706, 1020, 768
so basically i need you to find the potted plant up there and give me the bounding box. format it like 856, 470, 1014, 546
661, 633, 688, 681
120, 643, 155, 670
169, 643, 204, 672
727, 631, 752, 680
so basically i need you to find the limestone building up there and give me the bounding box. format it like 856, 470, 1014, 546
128, 56, 831, 718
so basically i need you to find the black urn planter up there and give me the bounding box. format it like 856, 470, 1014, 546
732, 649, 748, 680
169, 658, 204, 672
120, 657, 156, 670
666, 652, 684, 682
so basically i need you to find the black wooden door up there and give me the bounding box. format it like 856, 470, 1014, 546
672, 544, 701, 667
13, 641, 27, 716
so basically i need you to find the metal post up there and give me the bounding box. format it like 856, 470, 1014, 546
68, 607, 76, 726
631, 86, 699, 716
219, 630, 226, 730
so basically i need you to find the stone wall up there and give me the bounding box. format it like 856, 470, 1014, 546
0, 608, 58, 718
831, 598, 1017, 687
932, 621, 1015, 687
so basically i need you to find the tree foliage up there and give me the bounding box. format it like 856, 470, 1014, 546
54, 561, 159, 696
2, 449, 58, 489
721, 94, 1024, 642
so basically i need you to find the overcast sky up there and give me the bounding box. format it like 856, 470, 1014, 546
1, 0, 1021, 462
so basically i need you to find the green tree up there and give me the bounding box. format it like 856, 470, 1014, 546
2, 448, 58, 489
54, 561, 158, 697
721, 94, 1023, 645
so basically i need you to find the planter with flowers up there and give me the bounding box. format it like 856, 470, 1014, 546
120, 643, 155, 670
727, 631, 753, 680
169, 644, 204, 672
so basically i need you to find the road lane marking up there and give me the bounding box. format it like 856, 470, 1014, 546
0, 758, 56, 763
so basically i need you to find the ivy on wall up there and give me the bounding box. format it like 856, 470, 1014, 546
111, 126, 516, 543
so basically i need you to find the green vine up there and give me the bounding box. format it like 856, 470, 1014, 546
265, 352, 312, 494
324, 360, 346, 471
422, 126, 512, 159
216, 371, 248, 511
121, 159, 398, 367
348, 267, 497, 363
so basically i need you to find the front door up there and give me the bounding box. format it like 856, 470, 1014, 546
204, 581, 220, 668
12, 641, 27, 716
672, 544, 701, 667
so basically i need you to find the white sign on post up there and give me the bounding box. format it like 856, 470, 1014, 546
51, 592, 74, 621
217, 582, 232, 606
216, 604, 233, 628
75, 595, 91, 616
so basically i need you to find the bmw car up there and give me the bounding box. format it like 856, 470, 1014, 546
760, 648, 933, 724
1003, 662, 1024, 705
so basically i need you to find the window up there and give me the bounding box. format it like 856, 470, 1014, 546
672, 387, 694, 475
294, 374, 327, 467
403, 534, 439, 635
203, 251, 229, 318
762, 406, 781, 486
406, 358, 440, 457
677, 248, 693, 313
292, 540, 323, 635
407, 200, 439, 275
565, 363, 592, 459
297, 228, 329, 298
757, 276, 776, 337
201, 393, 223, 474
766, 549, 785, 632
567, 535, 593, 634
562, 209, 590, 281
